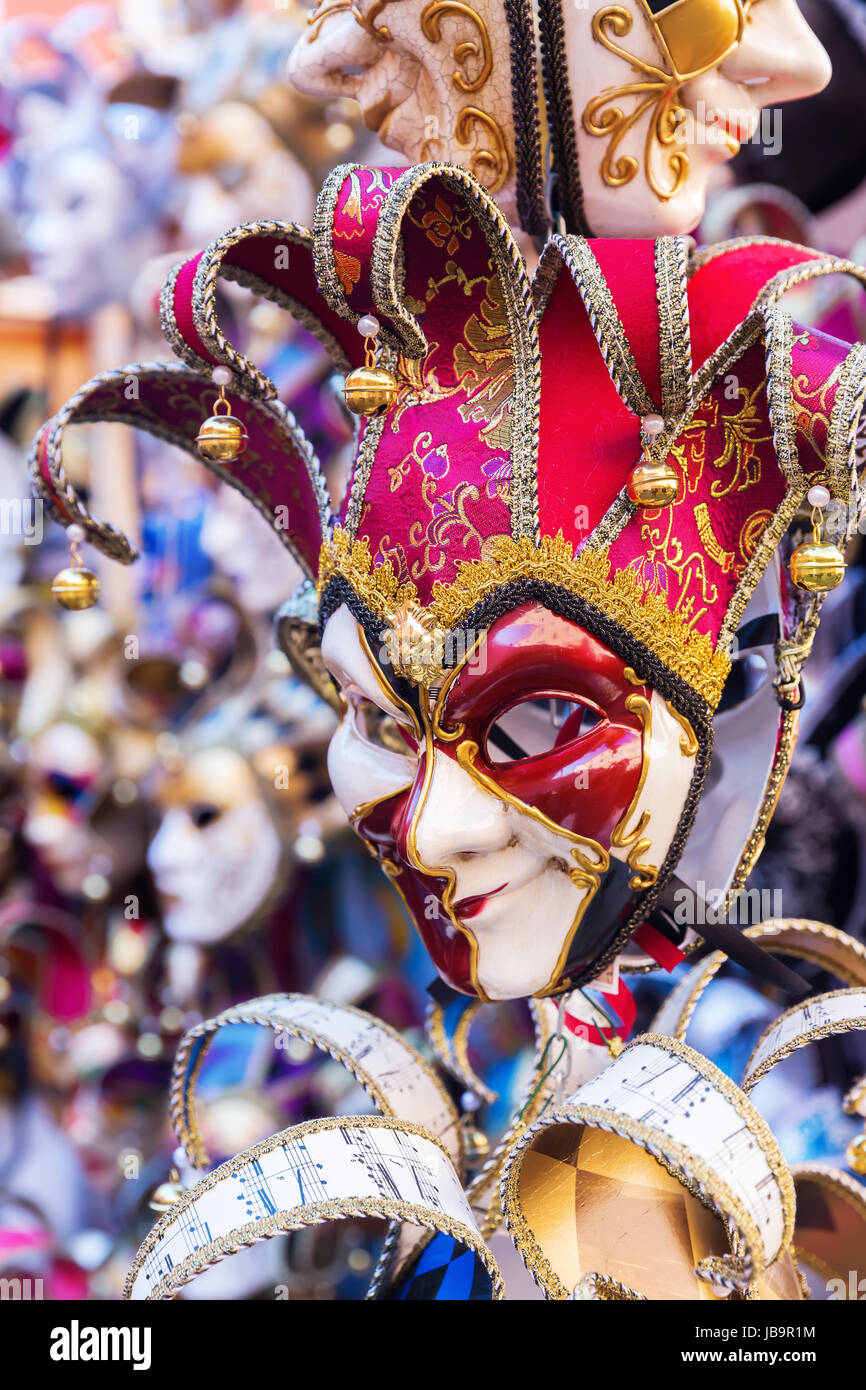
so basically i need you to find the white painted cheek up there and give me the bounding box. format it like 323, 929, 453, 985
472, 870, 587, 1001
321, 606, 406, 723
413, 753, 591, 1001
610, 691, 695, 878
147, 809, 197, 879
326, 715, 415, 820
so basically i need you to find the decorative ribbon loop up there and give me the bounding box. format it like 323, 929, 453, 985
30, 362, 331, 578
500, 1034, 794, 1300
171, 992, 462, 1174
124, 1115, 502, 1302
161, 222, 363, 397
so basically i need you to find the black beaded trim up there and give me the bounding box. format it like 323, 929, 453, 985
504, 0, 548, 237
537, 0, 590, 235
319, 573, 715, 985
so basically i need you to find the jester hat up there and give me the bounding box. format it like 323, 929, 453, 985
32, 162, 866, 989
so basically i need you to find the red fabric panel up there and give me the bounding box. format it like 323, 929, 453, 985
606, 341, 785, 645
353, 176, 512, 600
688, 242, 823, 371
590, 239, 663, 409
536, 271, 638, 547
329, 166, 403, 317
172, 253, 216, 365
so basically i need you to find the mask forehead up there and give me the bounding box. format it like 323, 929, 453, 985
155, 748, 259, 813
322, 603, 412, 724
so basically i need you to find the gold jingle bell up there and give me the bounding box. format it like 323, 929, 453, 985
789, 484, 845, 593
52, 524, 99, 610
52, 565, 100, 611
148, 1170, 184, 1212
197, 367, 248, 462
847, 1132, 866, 1175
627, 460, 680, 508
627, 414, 679, 508
460, 1091, 490, 1166
343, 314, 398, 417
461, 1121, 490, 1167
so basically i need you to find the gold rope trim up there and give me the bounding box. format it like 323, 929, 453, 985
319, 526, 731, 708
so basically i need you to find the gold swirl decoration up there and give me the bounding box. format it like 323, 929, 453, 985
421, 0, 492, 91
306, 0, 396, 42
420, 2, 512, 193
583, 0, 747, 202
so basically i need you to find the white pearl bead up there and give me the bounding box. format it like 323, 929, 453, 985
211, 365, 232, 387
357, 314, 380, 338
642, 413, 664, 436
460, 1091, 481, 1113
807, 484, 831, 508
67, 523, 85, 544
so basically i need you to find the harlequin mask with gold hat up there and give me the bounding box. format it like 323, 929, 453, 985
32, 161, 866, 1001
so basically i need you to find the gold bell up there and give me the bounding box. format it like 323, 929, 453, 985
847, 1132, 866, 1175
461, 1121, 490, 1167
343, 313, 398, 417
344, 364, 399, 417
148, 1171, 184, 1212
627, 459, 680, 508
789, 484, 845, 592
52, 524, 99, 610
197, 368, 248, 462
789, 540, 845, 592
626, 414, 679, 508
52, 565, 100, 611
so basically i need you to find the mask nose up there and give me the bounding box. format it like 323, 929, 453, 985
719, 1, 832, 103
399, 746, 511, 870
287, 12, 380, 99
147, 809, 197, 877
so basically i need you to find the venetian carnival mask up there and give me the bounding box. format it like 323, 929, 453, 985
288, 0, 830, 236
147, 747, 283, 946
32, 163, 866, 1001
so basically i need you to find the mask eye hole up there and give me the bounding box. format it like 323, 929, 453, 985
485, 697, 604, 765
190, 803, 222, 829
353, 696, 416, 755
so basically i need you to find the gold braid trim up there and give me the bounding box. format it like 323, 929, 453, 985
319, 526, 731, 708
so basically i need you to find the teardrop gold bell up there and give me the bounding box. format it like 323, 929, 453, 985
847, 1133, 866, 1175
788, 539, 846, 592
627, 459, 680, 508
461, 1121, 490, 1167
51, 566, 100, 610
196, 413, 249, 462
343, 364, 399, 417
148, 1176, 184, 1212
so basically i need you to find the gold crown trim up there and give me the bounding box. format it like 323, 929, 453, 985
318, 527, 731, 708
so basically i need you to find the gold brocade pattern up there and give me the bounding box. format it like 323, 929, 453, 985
318, 527, 731, 706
